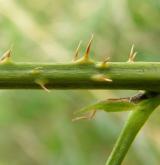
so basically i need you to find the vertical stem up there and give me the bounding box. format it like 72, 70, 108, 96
105, 98, 160, 165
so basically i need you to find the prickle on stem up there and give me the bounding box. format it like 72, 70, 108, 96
128, 44, 137, 63
30, 67, 43, 75
39, 83, 50, 92
0, 49, 12, 64
91, 74, 112, 82
35, 79, 50, 92
84, 34, 94, 60
72, 110, 97, 122
73, 34, 94, 64
96, 56, 110, 68
73, 41, 82, 61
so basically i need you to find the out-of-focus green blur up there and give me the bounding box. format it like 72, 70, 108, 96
0, 0, 160, 164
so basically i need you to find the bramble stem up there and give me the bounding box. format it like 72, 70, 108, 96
0, 62, 160, 90
105, 97, 160, 165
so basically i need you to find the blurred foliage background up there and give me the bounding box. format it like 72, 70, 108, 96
0, 0, 160, 164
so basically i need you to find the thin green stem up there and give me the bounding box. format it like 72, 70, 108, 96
105, 97, 160, 165
0, 62, 160, 90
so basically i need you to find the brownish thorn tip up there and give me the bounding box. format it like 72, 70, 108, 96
84, 34, 94, 60
128, 44, 137, 63
73, 34, 94, 64
73, 40, 82, 61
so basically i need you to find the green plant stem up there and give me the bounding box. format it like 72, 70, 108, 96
105, 97, 160, 165
1, 60, 159, 164
0, 62, 160, 90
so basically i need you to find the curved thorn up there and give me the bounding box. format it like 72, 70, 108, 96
84, 34, 94, 59
73, 40, 82, 61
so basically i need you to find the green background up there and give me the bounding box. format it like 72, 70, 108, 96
0, 0, 160, 164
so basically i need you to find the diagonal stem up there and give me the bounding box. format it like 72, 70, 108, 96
105, 97, 160, 165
